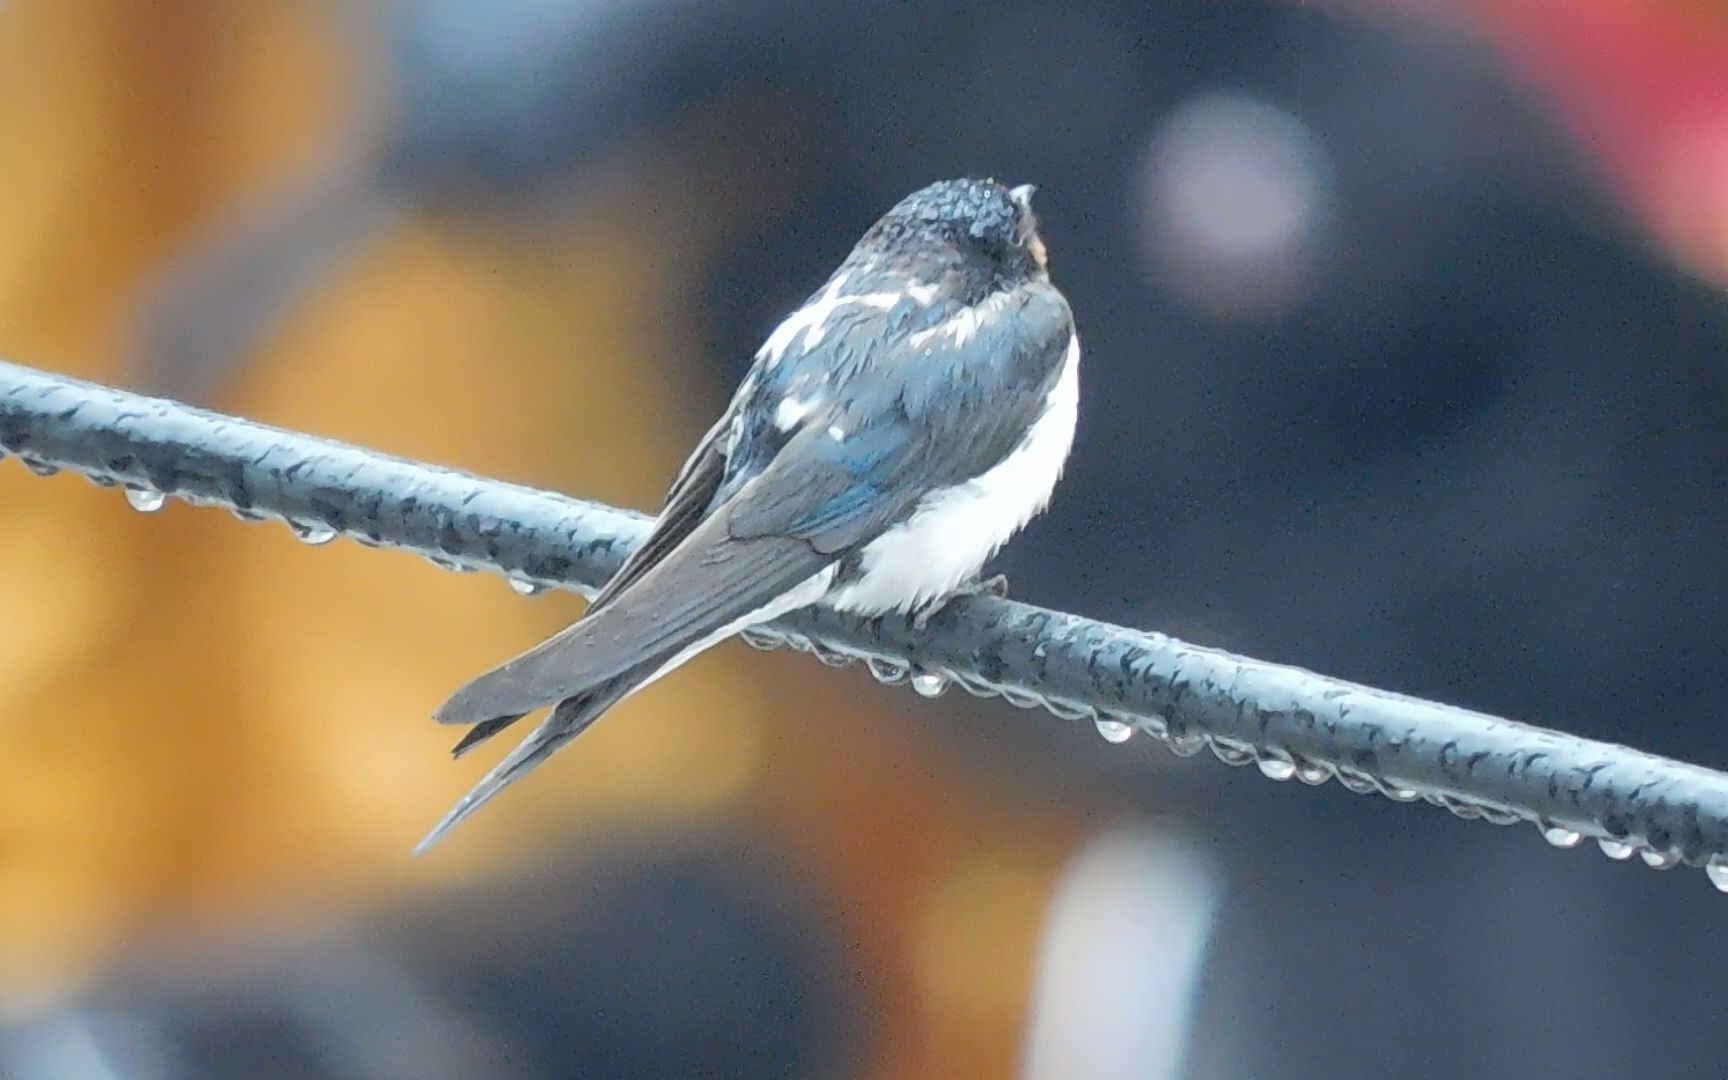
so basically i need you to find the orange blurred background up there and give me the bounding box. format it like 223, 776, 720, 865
0, 4, 1092, 1075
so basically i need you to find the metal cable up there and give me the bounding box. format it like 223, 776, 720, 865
3, 358, 1726, 891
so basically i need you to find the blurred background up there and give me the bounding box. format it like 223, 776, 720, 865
1, 0, 1726, 1076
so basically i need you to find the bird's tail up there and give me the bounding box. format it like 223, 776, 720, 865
449, 712, 526, 760
416, 532, 836, 852
413, 676, 637, 855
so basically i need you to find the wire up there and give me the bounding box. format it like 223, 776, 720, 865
3, 358, 1726, 891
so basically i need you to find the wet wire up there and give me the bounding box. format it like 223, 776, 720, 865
2, 358, 1726, 891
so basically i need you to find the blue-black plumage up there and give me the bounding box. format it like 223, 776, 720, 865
418, 178, 1079, 852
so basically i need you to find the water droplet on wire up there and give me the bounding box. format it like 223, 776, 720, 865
290, 521, 336, 546
1167, 730, 1205, 757
508, 575, 546, 596
1706, 855, 1728, 893
1294, 758, 1332, 785
866, 657, 909, 684
910, 672, 949, 698
1640, 848, 1679, 870
1598, 838, 1635, 861
22, 457, 59, 477
1210, 738, 1253, 765
1094, 717, 1134, 744
1256, 749, 1296, 781
124, 487, 165, 513
1336, 768, 1376, 794
1441, 797, 1483, 821
1541, 825, 1582, 849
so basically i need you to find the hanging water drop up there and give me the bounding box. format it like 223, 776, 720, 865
22, 457, 59, 477
812, 645, 853, 668
1541, 825, 1582, 849
1706, 855, 1728, 893
866, 657, 909, 684
508, 575, 546, 596
1167, 730, 1205, 757
910, 672, 949, 698
1639, 848, 1679, 870
124, 487, 166, 513
290, 521, 337, 546
1294, 759, 1332, 785
1256, 753, 1297, 782
1384, 785, 1419, 802
1210, 738, 1253, 766
1598, 838, 1635, 861
1442, 798, 1483, 821
1336, 768, 1377, 794
1094, 717, 1134, 744
1477, 806, 1521, 826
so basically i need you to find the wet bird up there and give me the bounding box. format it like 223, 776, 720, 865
419, 178, 1079, 851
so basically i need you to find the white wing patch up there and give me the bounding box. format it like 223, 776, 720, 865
906, 281, 942, 306
908, 291, 1014, 351
774, 396, 820, 432
760, 274, 904, 365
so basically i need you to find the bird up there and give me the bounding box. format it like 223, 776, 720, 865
417, 177, 1080, 852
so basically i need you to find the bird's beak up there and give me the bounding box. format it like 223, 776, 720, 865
1009, 183, 1046, 271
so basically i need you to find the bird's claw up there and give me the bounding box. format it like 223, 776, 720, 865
911, 574, 1009, 630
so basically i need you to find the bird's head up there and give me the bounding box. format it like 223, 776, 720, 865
859, 178, 1049, 290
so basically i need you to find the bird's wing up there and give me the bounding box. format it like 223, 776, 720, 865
433, 282, 1074, 727
588, 411, 730, 612
434, 496, 830, 725
732, 282, 1076, 554
435, 413, 734, 754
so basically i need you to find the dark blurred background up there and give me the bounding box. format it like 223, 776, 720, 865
1, 0, 1726, 1077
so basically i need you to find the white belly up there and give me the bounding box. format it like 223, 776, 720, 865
825, 334, 1080, 616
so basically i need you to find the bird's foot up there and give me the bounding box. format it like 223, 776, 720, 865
911, 574, 1009, 630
